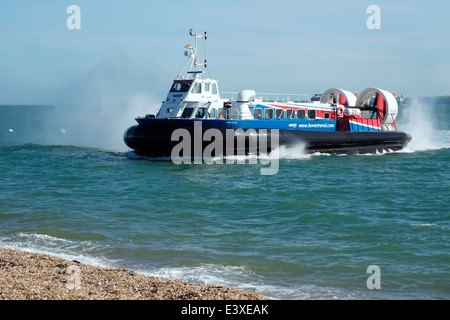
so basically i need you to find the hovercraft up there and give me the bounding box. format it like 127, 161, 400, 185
124, 29, 411, 159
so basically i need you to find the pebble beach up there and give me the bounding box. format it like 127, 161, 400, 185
0, 247, 268, 300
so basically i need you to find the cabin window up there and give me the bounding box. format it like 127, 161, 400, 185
205, 83, 210, 92
324, 112, 330, 119
307, 110, 316, 119
166, 108, 174, 113
170, 81, 191, 92
253, 108, 263, 119
181, 107, 194, 118
212, 83, 218, 94
209, 108, 216, 118
297, 109, 306, 119
276, 109, 285, 119
192, 83, 202, 94
264, 108, 274, 119
218, 108, 226, 119
286, 109, 295, 119
195, 107, 207, 118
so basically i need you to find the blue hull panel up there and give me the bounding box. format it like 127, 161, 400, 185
136, 118, 337, 131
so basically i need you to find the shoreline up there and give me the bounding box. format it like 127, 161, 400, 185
0, 247, 269, 300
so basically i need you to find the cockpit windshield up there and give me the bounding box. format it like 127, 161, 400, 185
170, 81, 192, 92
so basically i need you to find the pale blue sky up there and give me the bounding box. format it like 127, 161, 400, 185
1, 0, 449, 104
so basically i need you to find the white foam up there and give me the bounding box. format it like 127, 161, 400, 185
141, 263, 370, 300
0, 234, 373, 300
276, 142, 311, 160
0, 233, 117, 269
409, 222, 440, 228
355, 148, 395, 157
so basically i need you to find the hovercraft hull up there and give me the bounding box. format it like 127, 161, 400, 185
124, 120, 411, 158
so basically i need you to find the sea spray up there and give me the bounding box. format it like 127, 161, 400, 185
397, 98, 441, 151
45, 63, 163, 151
276, 141, 311, 160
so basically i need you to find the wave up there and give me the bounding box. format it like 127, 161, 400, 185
0, 232, 118, 269
0, 232, 374, 300
409, 222, 442, 229
126, 150, 171, 161
0, 143, 128, 163
143, 263, 373, 300
126, 143, 311, 162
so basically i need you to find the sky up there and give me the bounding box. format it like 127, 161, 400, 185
0, 0, 449, 105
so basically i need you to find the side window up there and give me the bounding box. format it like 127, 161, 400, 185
253, 108, 263, 119
182, 82, 191, 92
307, 109, 316, 119
170, 82, 182, 92
276, 109, 285, 119
324, 112, 330, 119
205, 83, 211, 92
264, 108, 274, 119
218, 108, 226, 119
209, 108, 216, 118
181, 107, 194, 118
191, 83, 202, 94
170, 81, 191, 92
297, 109, 306, 119
195, 107, 207, 118
286, 109, 295, 119
212, 83, 218, 94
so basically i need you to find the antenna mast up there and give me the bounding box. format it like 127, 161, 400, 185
176, 29, 208, 80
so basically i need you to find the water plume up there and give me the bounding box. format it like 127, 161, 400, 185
46, 63, 162, 151
276, 142, 311, 160
396, 98, 448, 152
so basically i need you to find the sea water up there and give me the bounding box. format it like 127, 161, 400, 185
0, 102, 449, 299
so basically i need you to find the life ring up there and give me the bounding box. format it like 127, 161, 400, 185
337, 106, 344, 117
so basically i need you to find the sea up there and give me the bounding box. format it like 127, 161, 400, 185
0, 99, 449, 300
